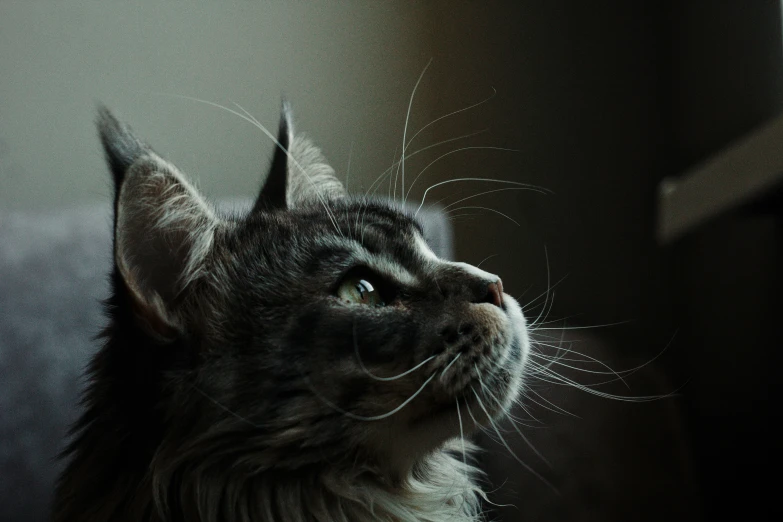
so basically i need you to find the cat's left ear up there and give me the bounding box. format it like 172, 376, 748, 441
98, 107, 219, 339
252, 102, 345, 212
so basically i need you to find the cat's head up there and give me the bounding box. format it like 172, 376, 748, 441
98, 104, 529, 480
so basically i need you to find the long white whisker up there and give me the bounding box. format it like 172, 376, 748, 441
445, 206, 521, 227
442, 186, 543, 212
353, 322, 435, 381
534, 331, 678, 383
367, 130, 487, 201
530, 321, 630, 331
402, 59, 432, 205
530, 246, 552, 328
345, 140, 355, 190
520, 275, 568, 313
405, 87, 497, 149
305, 371, 439, 422
527, 314, 585, 327
440, 353, 463, 377
528, 363, 679, 402
525, 388, 580, 418
471, 387, 558, 493
408, 173, 552, 215
474, 366, 549, 464
476, 253, 499, 269
528, 352, 629, 388
455, 398, 468, 490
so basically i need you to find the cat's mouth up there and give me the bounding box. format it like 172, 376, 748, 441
412, 295, 529, 429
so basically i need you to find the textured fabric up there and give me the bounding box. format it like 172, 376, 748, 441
1, 204, 110, 522
0, 201, 452, 522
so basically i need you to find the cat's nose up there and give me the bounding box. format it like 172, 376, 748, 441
479, 279, 504, 308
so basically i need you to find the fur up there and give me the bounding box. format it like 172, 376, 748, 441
53, 105, 530, 521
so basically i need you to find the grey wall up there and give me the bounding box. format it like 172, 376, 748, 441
0, 2, 430, 211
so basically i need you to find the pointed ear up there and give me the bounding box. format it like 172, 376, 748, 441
97, 105, 148, 206
252, 102, 345, 212
252, 102, 293, 211
98, 107, 219, 339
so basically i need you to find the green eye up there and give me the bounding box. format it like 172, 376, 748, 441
337, 276, 385, 307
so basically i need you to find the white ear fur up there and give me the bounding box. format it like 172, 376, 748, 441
285, 135, 346, 207
115, 153, 218, 336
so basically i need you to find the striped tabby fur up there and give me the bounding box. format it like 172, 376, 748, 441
53, 105, 530, 521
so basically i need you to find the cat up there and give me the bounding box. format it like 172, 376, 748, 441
52, 103, 531, 522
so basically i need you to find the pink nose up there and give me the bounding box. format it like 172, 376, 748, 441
486, 279, 504, 308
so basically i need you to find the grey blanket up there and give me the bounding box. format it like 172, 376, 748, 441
0, 201, 452, 522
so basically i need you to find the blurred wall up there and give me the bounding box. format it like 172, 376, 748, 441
0, 2, 430, 212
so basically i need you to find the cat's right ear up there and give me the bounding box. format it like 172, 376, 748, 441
252, 101, 293, 211
252, 102, 346, 212
98, 107, 219, 340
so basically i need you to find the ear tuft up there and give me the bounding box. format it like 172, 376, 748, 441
115, 156, 219, 337
253, 100, 293, 211
99, 107, 219, 339
251, 100, 346, 213
97, 105, 148, 193
285, 135, 345, 206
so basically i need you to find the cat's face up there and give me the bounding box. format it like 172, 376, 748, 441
100, 105, 529, 478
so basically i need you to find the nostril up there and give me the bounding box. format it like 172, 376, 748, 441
484, 279, 504, 308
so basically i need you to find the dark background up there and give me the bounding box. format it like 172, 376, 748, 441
419, 1, 782, 519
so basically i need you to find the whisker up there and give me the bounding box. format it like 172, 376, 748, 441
474, 365, 549, 465
524, 388, 580, 418
304, 371, 439, 422
440, 353, 463, 377
455, 398, 469, 498
445, 206, 521, 227
353, 321, 435, 381
534, 331, 678, 384
405, 87, 497, 149
530, 321, 631, 331
412, 155, 548, 212
529, 247, 552, 329
401, 59, 433, 204
476, 253, 499, 269
441, 186, 544, 212
527, 313, 585, 327
521, 277, 568, 315
528, 352, 630, 389
345, 140, 355, 190
527, 363, 679, 402
470, 387, 558, 494
366, 130, 488, 203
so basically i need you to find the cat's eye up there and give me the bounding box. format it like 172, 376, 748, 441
337, 276, 385, 307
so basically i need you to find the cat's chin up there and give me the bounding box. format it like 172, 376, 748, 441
436, 295, 528, 426
392, 295, 529, 464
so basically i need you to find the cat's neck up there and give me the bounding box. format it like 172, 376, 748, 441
59, 433, 481, 522
156, 448, 482, 522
